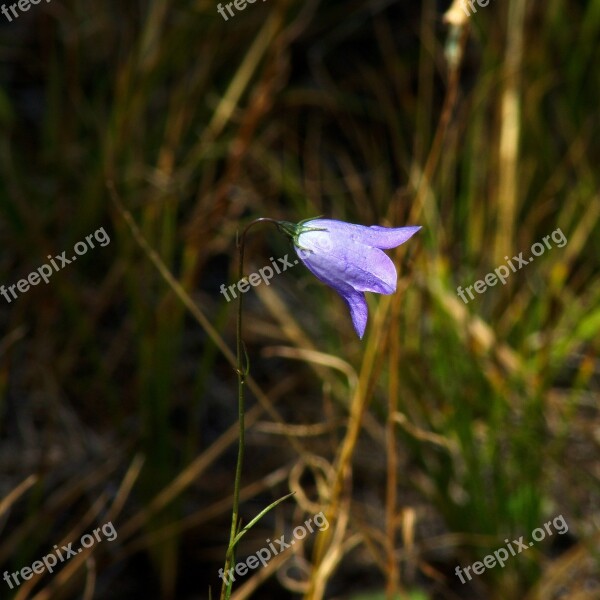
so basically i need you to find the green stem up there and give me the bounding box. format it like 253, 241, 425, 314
219, 217, 282, 600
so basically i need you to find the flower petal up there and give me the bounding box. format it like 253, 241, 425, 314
341, 288, 368, 339
296, 258, 368, 337
296, 236, 398, 294
301, 219, 421, 250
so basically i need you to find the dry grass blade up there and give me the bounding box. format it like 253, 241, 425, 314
105, 453, 145, 523
393, 412, 456, 451
307, 295, 392, 599
261, 346, 358, 391
0, 474, 37, 520
495, 0, 526, 262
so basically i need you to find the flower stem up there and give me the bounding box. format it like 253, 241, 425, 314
219, 217, 283, 600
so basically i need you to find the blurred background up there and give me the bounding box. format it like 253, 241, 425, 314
1, 0, 599, 598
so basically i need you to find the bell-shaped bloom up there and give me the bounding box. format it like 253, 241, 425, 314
281, 219, 421, 339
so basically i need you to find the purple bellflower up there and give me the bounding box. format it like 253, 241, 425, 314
277, 218, 421, 339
